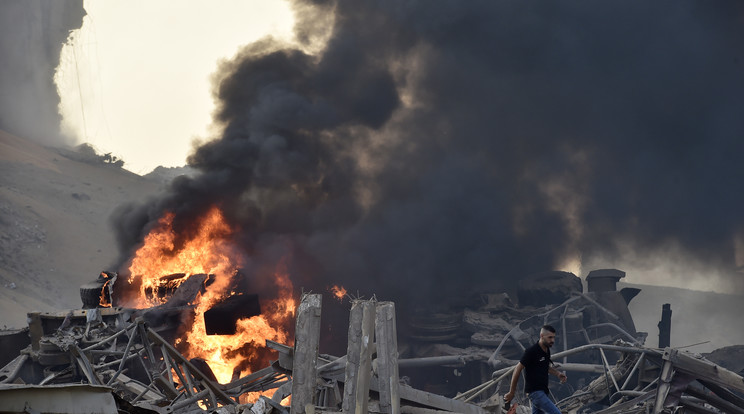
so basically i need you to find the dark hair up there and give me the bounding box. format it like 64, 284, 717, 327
542, 325, 556, 333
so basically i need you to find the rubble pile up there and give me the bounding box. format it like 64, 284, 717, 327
0, 268, 743, 414
0, 308, 282, 413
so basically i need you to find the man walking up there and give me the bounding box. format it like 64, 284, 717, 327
504, 325, 567, 414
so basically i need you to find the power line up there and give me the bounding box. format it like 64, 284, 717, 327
71, 31, 88, 142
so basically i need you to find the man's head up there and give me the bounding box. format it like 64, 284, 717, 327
539, 325, 556, 348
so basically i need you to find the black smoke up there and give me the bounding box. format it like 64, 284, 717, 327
112, 0, 744, 304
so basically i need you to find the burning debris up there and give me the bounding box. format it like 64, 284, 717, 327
204, 294, 262, 335
1, 268, 743, 414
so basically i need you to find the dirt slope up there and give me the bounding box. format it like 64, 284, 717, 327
0, 129, 162, 328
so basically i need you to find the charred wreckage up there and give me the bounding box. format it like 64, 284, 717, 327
1, 269, 743, 414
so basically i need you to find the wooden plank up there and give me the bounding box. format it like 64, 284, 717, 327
343, 300, 375, 414
290, 293, 323, 414
27, 312, 43, 351
653, 348, 676, 414
397, 385, 487, 414
670, 351, 744, 394
375, 302, 400, 414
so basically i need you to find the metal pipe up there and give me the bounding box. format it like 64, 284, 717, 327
138, 354, 153, 383
488, 294, 631, 368
71, 344, 101, 385
561, 305, 568, 364
553, 363, 606, 373
578, 293, 621, 321
170, 389, 210, 410
640, 377, 658, 392
107, 321, 139, 385
205, 382, 217, 409
244, 379, 290, 394
94, 348, 143, 370
131, 383, 156, 403
138, 322, 157, 363
488, 318, 537, 367
490, 343, 656, 381
679, 397, 721, 414
609, 390, 645, 404
0, 354, 28, 384
87, 350, 125, 356
463, 380, 499, 403
182, 363, 196, 395
586, 323, 641, 345
599, 348, 621, 394
512, 334, 526, 352
540, 296, 581, 321
169, 390, 186, 406
81, 323, 135, 352
172, 362, 194, 397
685, 385, 744, 414
40, 366, 72, 385
464, 369, 515, 403
317, 355, 346, 372
551, 343, 655, 360
457, 379, 494, 402
161, 345, 174, 384
397, 355, 467, 368
148, 327, 236, 405
621, 353, 645, 391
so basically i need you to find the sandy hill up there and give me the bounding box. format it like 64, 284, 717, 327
0, 129, 163, 328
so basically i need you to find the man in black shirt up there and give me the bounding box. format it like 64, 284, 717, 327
504, 325, 567, 414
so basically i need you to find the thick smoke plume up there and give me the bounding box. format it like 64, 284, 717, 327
113, 0, 744, 304
0, 0, 84, 145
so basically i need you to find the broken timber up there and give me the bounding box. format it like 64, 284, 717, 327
273, 297, 489, 414
291, 293, 323, 414
375, 302, 400, 414
342, 300, 375, 414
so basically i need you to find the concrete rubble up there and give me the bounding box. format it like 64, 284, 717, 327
0, 268, 743, 414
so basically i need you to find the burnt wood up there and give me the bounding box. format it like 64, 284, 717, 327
203, 293, 261, 335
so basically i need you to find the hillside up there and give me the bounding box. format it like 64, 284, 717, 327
0, 129, 163, 328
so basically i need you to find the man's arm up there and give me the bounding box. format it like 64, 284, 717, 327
503, 362, 524, 403
548, 365, 567, 383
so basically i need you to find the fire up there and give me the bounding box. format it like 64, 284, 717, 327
128, 209, 239, 308
124, 206, 297, 385
98, 271, 116, 307
98, 280, 112, 307
184, 264, 295, 383
330, 285, 347, 301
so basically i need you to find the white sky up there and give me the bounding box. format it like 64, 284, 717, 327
56, 0, 296, 174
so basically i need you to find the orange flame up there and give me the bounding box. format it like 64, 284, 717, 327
330, 285, 347, 301
183, 263, 295, 383
124, 206, 296, 385
99, 272, 114, 308
99, 280, 112, 307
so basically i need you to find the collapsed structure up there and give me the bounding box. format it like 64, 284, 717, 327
0, 269, 743, 414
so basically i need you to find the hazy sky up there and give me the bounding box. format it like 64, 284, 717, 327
56, 0, 295, 174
